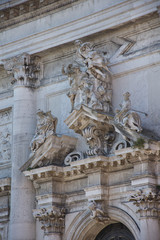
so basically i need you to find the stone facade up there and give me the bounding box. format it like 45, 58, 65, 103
0, 0, 160, 240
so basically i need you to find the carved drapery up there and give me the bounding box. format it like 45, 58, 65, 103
62, 40, 112, 113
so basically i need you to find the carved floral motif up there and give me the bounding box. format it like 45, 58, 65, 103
33, 206, 65, 234
129, 189, 160, 217
3, 53, 41, 87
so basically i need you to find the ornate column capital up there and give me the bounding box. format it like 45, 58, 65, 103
3, 53, 41, 87
33, 206, 65, 234
129, 189, 160, 218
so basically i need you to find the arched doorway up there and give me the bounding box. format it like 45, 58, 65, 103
95, 223, 135, 240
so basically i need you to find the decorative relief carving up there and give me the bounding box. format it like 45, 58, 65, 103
129, 189, 160, 218
33, 206, 65, 234
0, 109, 12, 163
88, 200, 110, 223
114, 92, 142, 133
0, 128, 11, 162
64, 151, 84, 166
30, 110, 57, 153
21, 110, 77, 170
3, 53, 41, 87
63, 40, 112, 113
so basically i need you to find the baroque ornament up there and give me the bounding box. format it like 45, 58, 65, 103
30, 110, 57, 153
3, 53, 41, 87
33, 206, 65, 234
114, 92, 142, 133
0, 128, 11, 162
62, 40, 112, 113
64, 41, 145, 157
21, 110, 77, 169
129, 189, 160, 217
88, 200, 110, 224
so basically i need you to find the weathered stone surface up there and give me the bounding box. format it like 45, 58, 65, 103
1, 1, 160, 240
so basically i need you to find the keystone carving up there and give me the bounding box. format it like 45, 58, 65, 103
88, 200, 110, 224
3, 53, 41, 87
33, 206, 65, 234
62, 40, 112, 113
129, 189, 160, 218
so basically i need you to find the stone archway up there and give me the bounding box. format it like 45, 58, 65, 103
65, 207, 140, 240
95, 223, 135, 240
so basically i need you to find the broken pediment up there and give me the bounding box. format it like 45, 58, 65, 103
21, 110, 77, 171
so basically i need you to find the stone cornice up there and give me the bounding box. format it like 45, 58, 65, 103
0, 0, 159, 63
0, 0, 80, 29
23, 142, 160, 183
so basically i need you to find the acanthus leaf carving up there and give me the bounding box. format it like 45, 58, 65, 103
129, 189, 160, 218
3, 53, 41, 87
33, 206, 65, 234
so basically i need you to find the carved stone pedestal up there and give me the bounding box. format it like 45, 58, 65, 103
65, 105, 114, 156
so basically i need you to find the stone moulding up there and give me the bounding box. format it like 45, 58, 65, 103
0, 0, 80, 28
23, 142, 160, 182
21, 134, 77, 170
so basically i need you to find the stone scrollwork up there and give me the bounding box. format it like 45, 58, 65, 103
64, 151, 84, 166
129, 189, 160, 217
33, 206, 65, 234
30, 110, 57, 153
88, 200, 110, 224
62, 40, 112, 113
82, 125, 113, 156
114, 92, 142, 133
3, 53, 41, 87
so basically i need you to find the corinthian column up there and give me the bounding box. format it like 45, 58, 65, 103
33, 207, 65, 240
130, 189, 160, 240
3, 53, 40, 240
